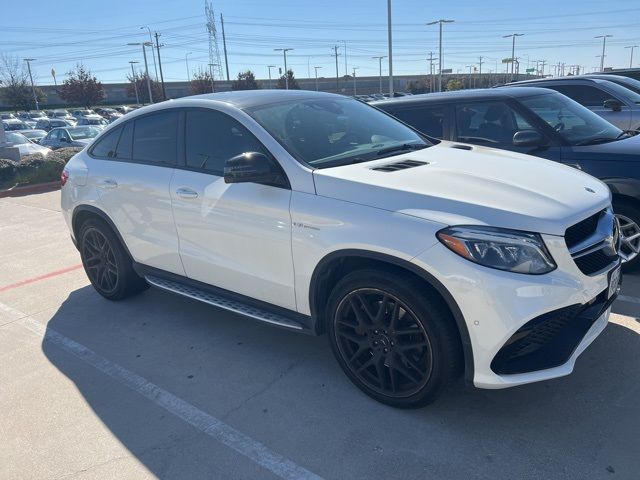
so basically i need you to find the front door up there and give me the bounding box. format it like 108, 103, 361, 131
170, 108, 296, 310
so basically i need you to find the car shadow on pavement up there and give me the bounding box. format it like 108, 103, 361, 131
41, 285, 640, 480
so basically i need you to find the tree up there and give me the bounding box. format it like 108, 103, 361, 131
0, 54, 46, 111
57, 64, 105, 108
407, 78, 432, 94
189, 68, 215, 95
445, 78, 464, 91
126, 72, 163, 104
276, 69, 300, 90
232, 70, 260, 91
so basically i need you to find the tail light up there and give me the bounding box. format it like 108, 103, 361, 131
61, 169, 69, 187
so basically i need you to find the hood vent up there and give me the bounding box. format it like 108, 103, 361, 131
450, 144, 472, 151
371, 159, 428, 172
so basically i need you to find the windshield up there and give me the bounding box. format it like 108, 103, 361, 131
68, 126, 100, 140
520, 92, 623, 145
22, 130, 45, 139
5, 132, 30, 144
2, 121, 29, 131
246, 97, 430, 168
599, 79, 640, 103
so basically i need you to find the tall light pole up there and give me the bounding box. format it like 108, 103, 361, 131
595, 35, 612, 71
332, 45, 340, 91
352, 67, 359, 95
208, 63, 219, 92
314, 66, 322, 91
185, 52, 193, 81
127, 42, 153, 104
625, 45, 638, 68
23, 58, 39, 111
466, 65, 473, 88
274, 48, 293, 89
387, 0, 394, 95
426, 52, 437, 92
502, 33, 524, 80
338, 40, 348, 78
372, 56, 386, 94
140, 26, 158, 81
267, 65, 276, 88
128, 60, 140, 105
427, 19, 455, 92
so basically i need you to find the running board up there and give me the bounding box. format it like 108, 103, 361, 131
145, 275, 305, 331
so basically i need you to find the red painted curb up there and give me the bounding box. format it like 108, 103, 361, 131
0, 181, 61, 199
0, 264, 83, 293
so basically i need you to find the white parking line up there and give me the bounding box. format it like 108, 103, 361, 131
0, 302, 323, 480
618, 295, 640, 305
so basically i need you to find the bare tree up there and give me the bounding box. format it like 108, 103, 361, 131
0, 54, 45, 111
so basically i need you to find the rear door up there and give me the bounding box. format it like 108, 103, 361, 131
169, 107, 296, 310
87, 111, 184, 275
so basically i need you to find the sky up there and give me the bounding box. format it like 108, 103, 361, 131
1, 0, 639, 86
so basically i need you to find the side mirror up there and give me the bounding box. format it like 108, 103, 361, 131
512, 129, 545, 147
603, 98, 623, 112
60, 136, 68, 143
224, 152, 283, 186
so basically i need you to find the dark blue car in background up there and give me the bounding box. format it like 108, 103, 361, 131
374, 87, 640, 270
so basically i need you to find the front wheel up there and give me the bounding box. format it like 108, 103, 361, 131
326, 269, 462, 408
614, 201, 640, 272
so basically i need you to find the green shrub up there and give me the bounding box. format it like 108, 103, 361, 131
0, 147, 81, 190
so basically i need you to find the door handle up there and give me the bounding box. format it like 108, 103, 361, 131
176, 187, 198, 199
98, 179, 118, 189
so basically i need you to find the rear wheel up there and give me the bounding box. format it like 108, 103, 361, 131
79, 218, 148, 300
326, 269, 461, 408
613, 200, 640, 272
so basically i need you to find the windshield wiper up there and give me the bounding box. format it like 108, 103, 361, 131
376, 143, 429, 156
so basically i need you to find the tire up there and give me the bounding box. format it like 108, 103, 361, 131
326, 269, 462, 408
79, 218, 149, 300
613, 200, 640, 272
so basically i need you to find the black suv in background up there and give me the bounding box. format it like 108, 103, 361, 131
373, 87, 640, 270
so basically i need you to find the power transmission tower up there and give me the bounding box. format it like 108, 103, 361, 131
205, 1, 224, 81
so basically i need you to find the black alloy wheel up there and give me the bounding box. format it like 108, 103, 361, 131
82, 227, 119, 295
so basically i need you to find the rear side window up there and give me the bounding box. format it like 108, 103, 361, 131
547, 85, 610, 107
132, 111, 178, 165
455, 101, 535, 145
91, 127, 121, 158
184, 109, 267, 175
115, 122, 133, 160
386, 106, 446, 138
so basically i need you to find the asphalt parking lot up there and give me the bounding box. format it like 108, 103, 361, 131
1, 190, 639, 480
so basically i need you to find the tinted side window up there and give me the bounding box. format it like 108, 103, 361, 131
132, 111, 178, 165
548, 85, 610, 107
387, 106, 445, 138
115, 122, 133, 160
91, 127, 121, 158
455, 101, 535, 145
185, 109, 267, 175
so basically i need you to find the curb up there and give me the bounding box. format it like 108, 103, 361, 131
0, 181, 61, 199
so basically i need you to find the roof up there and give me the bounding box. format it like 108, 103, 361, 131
186, 89, 343, 109
504, 75, 619, 86
370, 87, 554, 106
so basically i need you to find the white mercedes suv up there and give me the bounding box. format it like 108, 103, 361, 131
61, 90, 622, 408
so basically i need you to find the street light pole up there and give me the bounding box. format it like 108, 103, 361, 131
624, 45, 639, 68
23, 58, 39, 111
372, 56, 386, 94
185, 52, 193, 81
314, 66, 322, 91
338, 40, 348, 78
274, 48, 293, 89
267, 65, 276, 88
208, 63, 219, 92
426, 19, 455, 92
595, 35, 612, 71
128, 61, 140, 105
387, 0, 393, 95
352, 67, 359, 95
502, 33, 524, 81
141, 26, 159, 81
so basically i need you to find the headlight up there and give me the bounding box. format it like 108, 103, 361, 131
437, 226, 556, 274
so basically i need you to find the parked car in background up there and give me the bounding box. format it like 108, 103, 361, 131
50, 110, 76, 121
1, 112, 17, 120
35, 118, 77, 132
2, 119, 32, 131
71, 109, 96, 119
115, 105, 136, 114
40, 126, 101, 149
2, 132, 51, 158
582, 74, 640, 96
19, 129, 48, 144
504, 77, 640, 131
62, 90, 621, 408
374, 87, 640, 270
95, 108, 123, 121
76, 115, 109, 128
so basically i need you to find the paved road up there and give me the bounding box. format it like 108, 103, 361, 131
1, 190, 638, 480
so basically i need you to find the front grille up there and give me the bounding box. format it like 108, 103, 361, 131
565, 210, 602, 249
566, 209, 619, 276
491, 288, 615, 375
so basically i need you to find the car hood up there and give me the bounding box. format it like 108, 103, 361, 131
312, 141, 611, 236
565, 132, 640, 161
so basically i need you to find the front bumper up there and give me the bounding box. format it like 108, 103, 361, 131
412, 233, 618, 389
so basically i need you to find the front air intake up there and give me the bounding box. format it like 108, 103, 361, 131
371, 160, 428, 172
